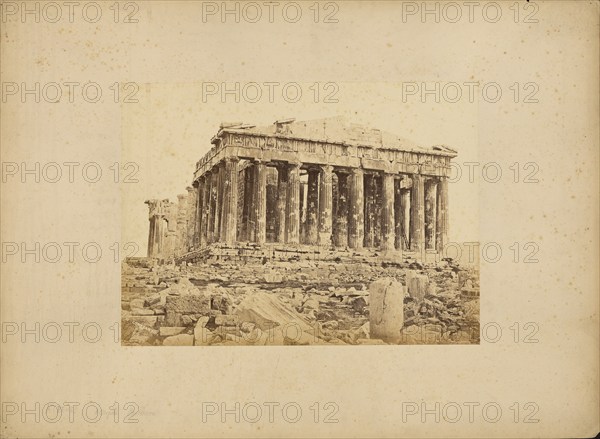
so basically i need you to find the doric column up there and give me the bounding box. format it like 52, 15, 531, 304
215, 162, 225, 242
348, 168, 364, 249
221, 157, 239, 244
254, 160, 267, 244
394, 179, 402, 250
276, 164, 288, 243
147, 217, 155, 257
202, 174, 211, 246
306, 169, 320, 245
318, 165, 333, 246
424, 178, 437, 250
333, 172, 349, 247
410, 173, 425, 254
186, 186, 196, 250
242, 164, 255, 242
194, 183, 202, 248
286, 162, 301, 244
400, 192, 410, 250
382, 172, 396, 251
436, 177, 448, 253
207, 169, 217, 243
373, 175, 383, 248
364, 173, 380, 248
155, 214, 165, 258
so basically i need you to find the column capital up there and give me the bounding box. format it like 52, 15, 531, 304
225, 156, 240, 163
288, 161, 302, 170
350, 167, 364, 175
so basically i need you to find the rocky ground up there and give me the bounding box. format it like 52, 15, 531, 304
121, 257, 480, 346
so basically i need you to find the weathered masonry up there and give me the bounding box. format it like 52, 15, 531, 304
146, 117, 457, 262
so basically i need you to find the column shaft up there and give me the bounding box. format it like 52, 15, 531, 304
222, 158, 239, 244
382, 173, 396, 251
318, 165, 333, 246
436, 177, 448, 253
364, 174, 375, 248
207, 170, 217, 243
333, 172, 349, 247
410, 174, 425, 254
186, 187, 196, 250
201, 174, 211, 246
348, 168, 364, 249
306, 169, 320, 245
242, 165, 255, 242
286, 163, 301, 244
195, 184, 202, 248
400, 187, 411, 250
425, 179, 437, 250
254, 161, 267, 244
147, 218, 155, 257
276, 165, 288, 243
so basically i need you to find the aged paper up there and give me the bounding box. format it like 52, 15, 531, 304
1, 1, 598, 437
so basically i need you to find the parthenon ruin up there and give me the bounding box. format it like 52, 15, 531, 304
146, 117, 457, 263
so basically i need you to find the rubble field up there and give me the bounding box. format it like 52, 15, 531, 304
121, 257, 480, 346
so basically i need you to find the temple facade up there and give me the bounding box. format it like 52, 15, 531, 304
146, 117, 457, 262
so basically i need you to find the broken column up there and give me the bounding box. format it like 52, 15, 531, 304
369, 277, 406, 343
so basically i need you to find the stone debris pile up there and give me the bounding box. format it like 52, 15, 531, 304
122, 257, 479, 346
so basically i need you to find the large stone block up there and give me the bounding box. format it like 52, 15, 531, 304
369, 277, 406, 343
235, 292, 312, 331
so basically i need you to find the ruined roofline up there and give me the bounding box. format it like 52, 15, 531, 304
210, 125, 458, 158
215, 128, 459, 157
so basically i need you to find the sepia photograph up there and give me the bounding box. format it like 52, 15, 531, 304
121, 115, 480, 346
